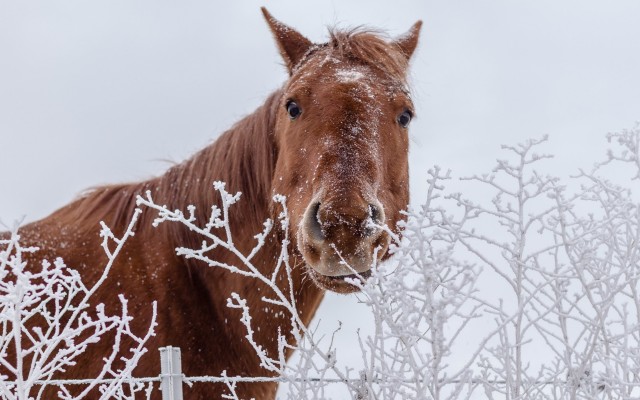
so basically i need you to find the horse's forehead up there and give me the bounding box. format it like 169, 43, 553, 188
291, 56, 407, 100
332, 65, 370, 84
322, 66, 377, 102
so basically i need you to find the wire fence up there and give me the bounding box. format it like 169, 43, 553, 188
7, 347, 636, 400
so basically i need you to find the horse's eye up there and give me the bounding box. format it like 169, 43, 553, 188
397, 109, 413, 128
286, 100, 302, 120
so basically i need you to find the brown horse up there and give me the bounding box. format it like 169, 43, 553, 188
1, 8, 421, 399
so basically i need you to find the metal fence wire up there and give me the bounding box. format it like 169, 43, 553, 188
7, 347, 638, 399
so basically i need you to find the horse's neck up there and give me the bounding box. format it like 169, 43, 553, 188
160, 89, 325, 353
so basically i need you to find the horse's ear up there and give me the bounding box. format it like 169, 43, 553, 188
261, 7, 314, 74
393, 20, 423, 61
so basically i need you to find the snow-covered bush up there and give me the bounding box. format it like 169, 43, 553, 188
350, 130, 640, 400
0, 210, 157, 400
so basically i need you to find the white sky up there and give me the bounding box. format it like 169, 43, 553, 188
2, 1, 639, 222
1, 1, 640, 395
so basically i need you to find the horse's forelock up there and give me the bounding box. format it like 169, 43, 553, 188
323, 28, 410, 81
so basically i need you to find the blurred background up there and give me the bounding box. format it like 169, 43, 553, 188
1, 0, 639, 395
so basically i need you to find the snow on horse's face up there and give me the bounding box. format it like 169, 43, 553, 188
264, 9, 422, 293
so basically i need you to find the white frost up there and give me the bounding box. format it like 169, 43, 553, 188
335, 69, 366, 83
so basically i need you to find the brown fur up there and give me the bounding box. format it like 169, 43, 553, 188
1, 10, 420, 399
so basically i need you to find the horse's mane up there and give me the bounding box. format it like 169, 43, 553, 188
52, 90, 281, 241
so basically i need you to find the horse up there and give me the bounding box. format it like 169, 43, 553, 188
1, 8, 421, 399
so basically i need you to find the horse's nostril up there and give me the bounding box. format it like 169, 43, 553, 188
306, 202, 324, 241
362, 204, 385, 237
368, 204, 384, 224
306, 200, 384, 240
314, 202, 321, 222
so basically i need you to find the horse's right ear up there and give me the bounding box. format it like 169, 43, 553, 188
261, 7, 313, 75
393, 20, 423, 61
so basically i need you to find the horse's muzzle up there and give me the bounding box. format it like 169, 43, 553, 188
296, 195, 390, 290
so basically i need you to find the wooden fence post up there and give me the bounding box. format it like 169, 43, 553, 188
159, 346, 184, 400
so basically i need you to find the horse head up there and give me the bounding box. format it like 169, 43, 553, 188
264, 9, 422, 293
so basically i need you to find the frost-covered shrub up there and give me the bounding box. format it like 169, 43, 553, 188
0, 211, 157, 400
353, 131, 640, 400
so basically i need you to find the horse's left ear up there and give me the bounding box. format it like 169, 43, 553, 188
393, 20, 423, 61
261, 7, 314, 74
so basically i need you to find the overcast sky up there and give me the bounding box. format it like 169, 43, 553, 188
3, 1, 639, 224
1, 1, 639, 394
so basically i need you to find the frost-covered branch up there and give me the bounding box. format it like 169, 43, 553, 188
605, 124, 640, 180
